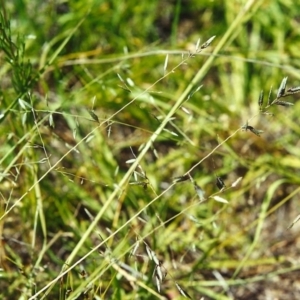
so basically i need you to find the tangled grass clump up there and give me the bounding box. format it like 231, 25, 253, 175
1, 1, 300, 299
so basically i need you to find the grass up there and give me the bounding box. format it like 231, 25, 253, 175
1, 0, 300, 299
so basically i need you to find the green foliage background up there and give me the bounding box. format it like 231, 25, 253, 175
1, 0, 300, 299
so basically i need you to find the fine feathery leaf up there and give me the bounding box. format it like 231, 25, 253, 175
248, 126, 263, 136
173, 175, 189, 183
216, 176, 226, 190
267, 86, 273, 106
88, 110, 100, 123
242, 124, 263, 136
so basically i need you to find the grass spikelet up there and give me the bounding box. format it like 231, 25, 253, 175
277, 76, 288, 98
175, 282, 192, 299
199, 35, 216, 50
274, 100, 294, 107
